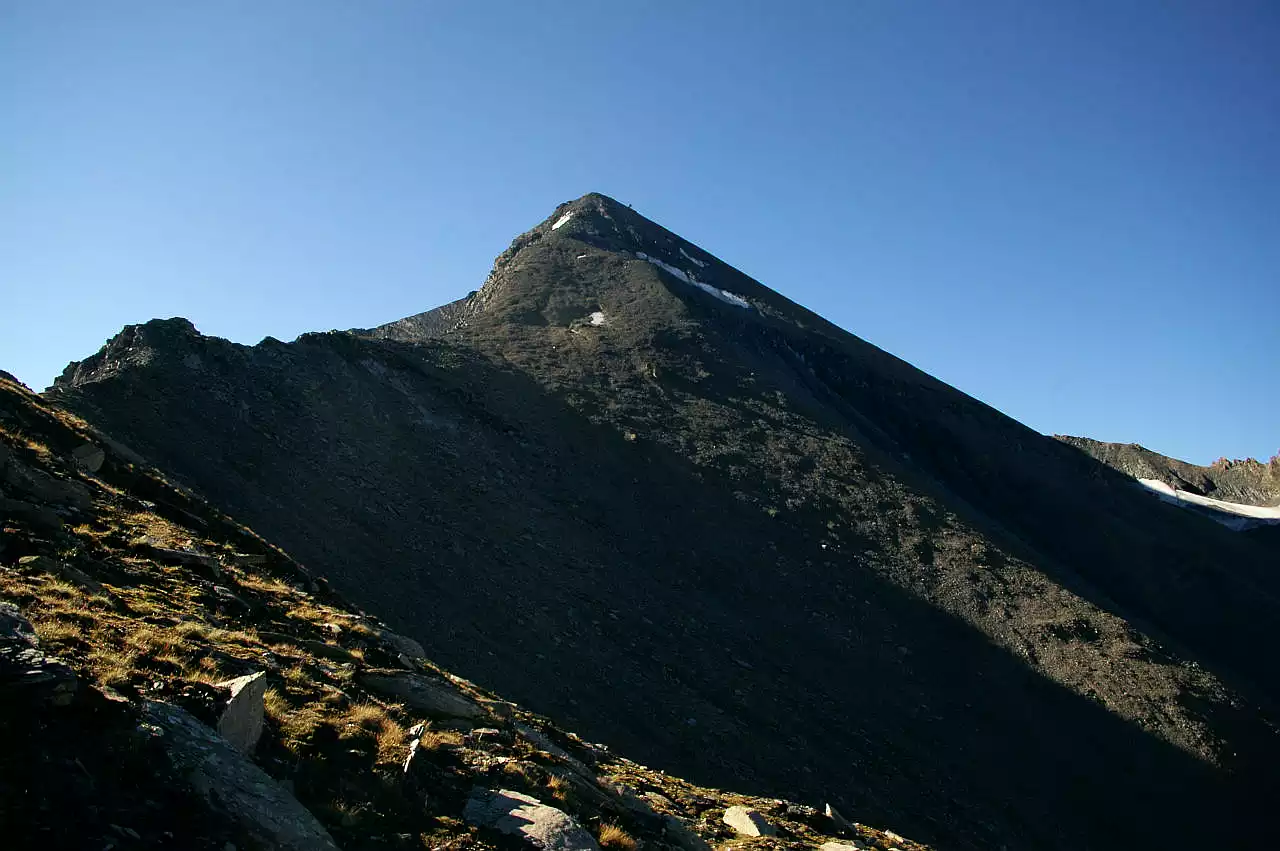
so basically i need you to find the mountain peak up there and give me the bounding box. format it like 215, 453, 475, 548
372, 194, 767, 343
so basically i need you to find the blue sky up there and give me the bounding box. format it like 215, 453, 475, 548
2, 2, 1277, 465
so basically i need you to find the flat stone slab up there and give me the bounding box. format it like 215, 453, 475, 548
723, 805, 775, 837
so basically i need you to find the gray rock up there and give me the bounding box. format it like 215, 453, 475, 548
375, 628, 427, 660
722, 805, 775, 837
216, 671, 268, 753
143, 701, 339, 851
72, 443, 106, 473
356, 670, 483, 719
463, 787, 599, 851
820, 843, 866, 851
0, 601, 79, 707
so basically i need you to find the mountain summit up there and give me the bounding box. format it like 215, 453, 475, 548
49, 194, 1280, 849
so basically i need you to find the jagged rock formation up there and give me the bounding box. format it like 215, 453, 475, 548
1059, 435, 1280, 506
0, 371, 926, 851
45, 193, 1280, 849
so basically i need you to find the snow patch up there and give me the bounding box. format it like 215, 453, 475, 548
694, 281, 751, 308
588, 311, 607, 326
551, 211, 574, 230
1137, 478, 1280, 530
635, 252, 751, 309
679, 247, 708, 267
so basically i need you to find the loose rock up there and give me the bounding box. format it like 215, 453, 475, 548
215, 671, 267, 753
463, 787, 599, 851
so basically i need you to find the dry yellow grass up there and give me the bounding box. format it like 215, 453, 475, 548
544, 773, 570, 802
598, 824, 637, 851
374, 716, 407, 764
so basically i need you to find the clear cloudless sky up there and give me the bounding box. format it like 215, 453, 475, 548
2, 1, 1277, 464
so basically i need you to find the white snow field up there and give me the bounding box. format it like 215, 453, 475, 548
1137, 478, 1280, 530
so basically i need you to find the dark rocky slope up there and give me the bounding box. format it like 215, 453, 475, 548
50, 194, 1280, 849
3, 373, 927, 851
1059, 435, 1280, 507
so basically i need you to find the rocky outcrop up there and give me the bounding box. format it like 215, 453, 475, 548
143, 701, 339, 851
464, 788, 599, 851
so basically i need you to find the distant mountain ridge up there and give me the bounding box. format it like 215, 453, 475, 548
1058, 436, 1280, 507
47, 193, 1280, 850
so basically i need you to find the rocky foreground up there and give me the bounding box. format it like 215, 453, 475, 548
0, 375, 928, 850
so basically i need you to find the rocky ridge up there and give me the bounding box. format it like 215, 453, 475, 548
1058, 435, 1280, 507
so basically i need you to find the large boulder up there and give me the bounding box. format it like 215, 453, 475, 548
463, 787, 599, 851
216, 671, 268, 753
142, 701, 339, 851
355, 670, 483, 719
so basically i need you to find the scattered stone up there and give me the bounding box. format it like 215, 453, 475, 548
463, 787, 599, 851
215, 671, 267, 753
821, 842, 866, 851
72, 443, 106, 473
143, 701, 339, 850
356, 670, 484, 719
722, 805, 776, 837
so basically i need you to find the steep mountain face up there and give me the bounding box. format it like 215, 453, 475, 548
50, 194, 1280, 850
1059, 435, 1280, 507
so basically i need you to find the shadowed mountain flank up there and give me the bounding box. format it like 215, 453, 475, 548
49, 194, 1280, 849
